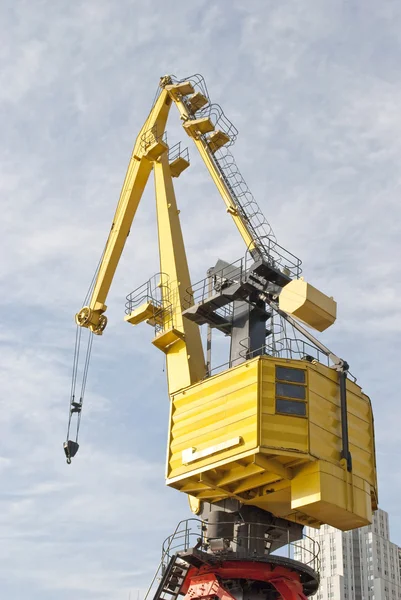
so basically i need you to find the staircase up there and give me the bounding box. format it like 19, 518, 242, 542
152, 555, 190, 600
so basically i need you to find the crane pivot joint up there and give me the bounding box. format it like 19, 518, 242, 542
75, 306, 108, 335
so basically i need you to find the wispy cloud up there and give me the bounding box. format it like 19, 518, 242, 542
1, 0, 401, 597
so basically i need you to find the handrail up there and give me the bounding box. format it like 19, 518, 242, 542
144, 517, 320, 600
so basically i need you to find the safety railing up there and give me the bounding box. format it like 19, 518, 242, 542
213, 145, 277, 249
125, 272, 173, 334
167, 73, 302, 277
159, 518, 320, 575
185, 257, 245, 309
170, 73, 211, 106
245, 235, 302, 279
264, 336, 331, 365
184, 249, 299, 314
238, 336, 331, 367
168, 74, 238, 146
196, 103, 238, 146
206, 333, 332, 378
144, 519, 202, 600
140, 125, 167, 153
168, 141, 189, 164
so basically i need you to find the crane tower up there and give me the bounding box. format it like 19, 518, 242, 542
66, 75, 378, 600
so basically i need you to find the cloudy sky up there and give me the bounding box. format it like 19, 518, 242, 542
1, 0, 401, 598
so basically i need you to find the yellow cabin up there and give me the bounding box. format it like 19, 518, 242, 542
166, 355, 377, 531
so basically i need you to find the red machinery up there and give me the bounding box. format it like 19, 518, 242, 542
146, 518, 319, 600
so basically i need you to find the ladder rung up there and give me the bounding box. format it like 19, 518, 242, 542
152, 556, 190, 600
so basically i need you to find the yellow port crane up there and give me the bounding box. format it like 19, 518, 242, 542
65, 75, 378, 600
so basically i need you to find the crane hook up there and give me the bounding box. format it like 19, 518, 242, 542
63, 440, 79, 465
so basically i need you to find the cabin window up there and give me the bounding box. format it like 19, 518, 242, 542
276, 382, 306, 399
276, 366, 306, 384
276, 398, 307, 416
275, 366, 307, 417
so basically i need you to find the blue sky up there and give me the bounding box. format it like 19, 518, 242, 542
1, 1, 401, 598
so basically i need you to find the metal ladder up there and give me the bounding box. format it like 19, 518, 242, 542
152, 554, 190, 600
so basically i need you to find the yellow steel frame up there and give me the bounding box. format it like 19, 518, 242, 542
73, 76, 377, 531
75, 89, 172, 334
163, 82, 258, 253
153, 151, 205, 392
75, 77, 273, 392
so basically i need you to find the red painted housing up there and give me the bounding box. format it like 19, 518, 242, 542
181, 561, 308, 600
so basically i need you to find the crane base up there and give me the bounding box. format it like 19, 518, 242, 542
179, 549, 319, 599
149, 517, 320, 600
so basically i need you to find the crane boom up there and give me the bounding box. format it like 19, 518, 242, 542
76, 76, 301, 337
75, 88, 173, 334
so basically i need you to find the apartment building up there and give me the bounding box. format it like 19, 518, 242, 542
294, 509, 401, 600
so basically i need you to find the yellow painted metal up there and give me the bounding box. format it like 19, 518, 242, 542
75, 78, 206, 389
164, 84, 257, 253
279, 278, 337, 332
124, 301, 163, 327
143, 138, 169, 161
75, 89, 173, 333
166, 355, 377, 531
207, 130, 231, 154
187, 92, 208, 113
152, 328, 184, 352
153, 150, 206, 393
183, 117, 215, 136
165, 81, 195, 97
188, 494, 202, 515
169, 156, 190, 178
72, 76, 376, 537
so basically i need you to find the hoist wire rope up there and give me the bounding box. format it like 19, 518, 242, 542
83, 244, 107, 306
110, 82, 162, 224
65, 245, 107, 456
151, 81, 163, 109
291, 321, 302, 358
281, 315, 288, 359
66, 329, 93, 442
67, 323, 82, 440
75, 330, 94, 440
